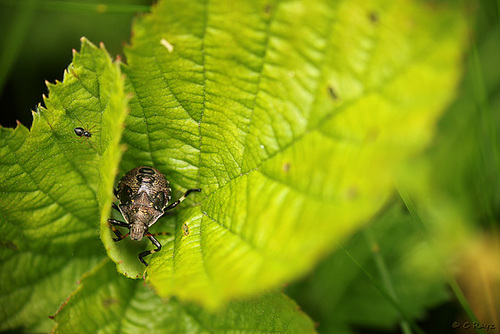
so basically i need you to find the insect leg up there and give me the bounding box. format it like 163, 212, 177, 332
145, 231, 171, 238
109, 218, 129, 228
164, 188, 201, 212
108, 219, 130, 242
112, 203, 120, 212
138, 235, 162, 266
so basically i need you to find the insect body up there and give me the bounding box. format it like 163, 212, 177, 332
74, 127, 92, 138
108, 166, 201, 266
73, 121, 96, 148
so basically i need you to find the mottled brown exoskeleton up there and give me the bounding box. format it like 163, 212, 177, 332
108, 166, 200, 266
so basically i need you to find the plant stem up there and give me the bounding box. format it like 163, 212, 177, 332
0, 0, 151, 14
363, 228, 413, 334
398, 186, 486, 334
339, 244, 424, 334
0, 0, 37, 94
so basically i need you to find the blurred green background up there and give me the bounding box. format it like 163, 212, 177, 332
0, 0, 153, 128
1, 0, 499, 333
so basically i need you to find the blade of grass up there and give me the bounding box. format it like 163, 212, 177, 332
0, 0, 37, 93
0, 0, 151, 14
363, 229, 412, 334
468, 43, 500, 240
338, 243, 425, 334
398, 186, 486, 334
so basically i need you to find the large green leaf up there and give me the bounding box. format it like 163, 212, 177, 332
100, 0, 467, 308
0, 38, 128, 332
52, 259, 316, 334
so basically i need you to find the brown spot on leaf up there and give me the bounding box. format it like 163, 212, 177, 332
327, 86, 339, 100
366, 128, 379, 142
264, 3, 272, 14
103, 298, 118, 308
0, 240, 18, 250
346, 186, 358, 200
369, 11, 379, 24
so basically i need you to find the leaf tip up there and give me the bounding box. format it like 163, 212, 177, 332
79, 36, 100, 52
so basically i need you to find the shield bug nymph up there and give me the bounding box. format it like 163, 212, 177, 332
108, 166, 201, 266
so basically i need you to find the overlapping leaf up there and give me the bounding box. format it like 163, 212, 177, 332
52, 259, 316, 334
0, 38, 128, 332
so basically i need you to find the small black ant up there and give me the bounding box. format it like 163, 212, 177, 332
74, 127, 92, 138
72, 116, 97, 148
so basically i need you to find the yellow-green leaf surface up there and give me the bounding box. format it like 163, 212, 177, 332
52, 259, 316, 334
0, 38, 128, 332
101, 0, 467, 308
